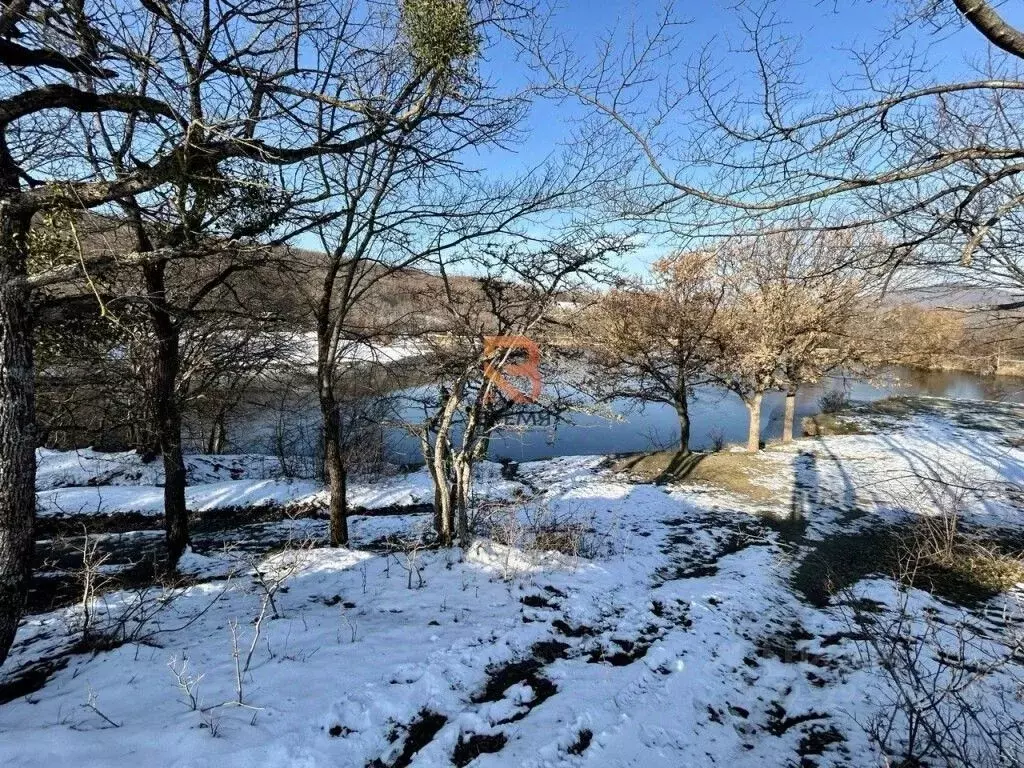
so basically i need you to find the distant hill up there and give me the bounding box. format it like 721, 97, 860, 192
883, 283, 1020, 311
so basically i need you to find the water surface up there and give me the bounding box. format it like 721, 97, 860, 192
199, 366, 1024, 464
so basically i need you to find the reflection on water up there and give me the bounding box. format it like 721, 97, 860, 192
892, 366, 1024, 402
201, 366, 1024, 464
386, 366, 1024, 462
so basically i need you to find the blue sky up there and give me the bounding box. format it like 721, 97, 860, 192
301, 1, 1024, 267
483, 0, 1016, 170
457, 0, 1024, 271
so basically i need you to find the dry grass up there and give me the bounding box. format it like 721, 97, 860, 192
483, 500, 599, 563
794, 514, 1024, 608
611, 450, 782, 503
909, 516, 1024, 596
532, 526, 590, 555
801, 413, 863, 437
939, 548, 1024, 593
793, 523, 1024, 608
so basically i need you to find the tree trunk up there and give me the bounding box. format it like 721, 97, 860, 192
322, 396, 349, 547
0, 205, 36, 667
454, 456, 472, 547
432, 445, 454, 547
675, 381, 691, 453
206, 410, 227, 454
746, 392, 763, 452
433, 481, 452, 545
420, 431, 444, 537
782, 386, 797, 443
144, 262, 188, 571
428, 390, 461, 547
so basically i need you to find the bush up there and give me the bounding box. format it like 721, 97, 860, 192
402, 0, 477, 73
483, 500, 602, 564
707, 428, 726, 452
819, 388, 850, 414
908, 515, 1024, 598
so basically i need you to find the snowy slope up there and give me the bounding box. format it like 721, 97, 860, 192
3, 400, 1024, 767
34, 451, 519, 518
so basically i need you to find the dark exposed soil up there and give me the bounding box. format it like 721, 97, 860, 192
588, 633, 657, 667
552, 618, 596, 637
367, 709, 448, 768
655, 513, 767, 585
766, 702, 829, 737
520, 594, 558, 609
473, 657, 551, 704
567, 728, 593, 755
28, 501, 435, 615
797, 724, 847, 767
452, 732, 507, 767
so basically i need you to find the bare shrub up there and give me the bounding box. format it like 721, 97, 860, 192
68, 527, 114, 646
222, 527, 319, 705
60, 525, 225, 652
484, 499, 601, 569
819, 389, 851, 414
267, 393, 320, 480
168, 653, 204, 712
160, 542, 315, 732
80, 684, 122, 730
77, 579, 230, 652
898, 481, 1024, 598
374, 531, 431, 590
844, 482, 1024, 766
707, 428, 726, 453
908, 516, 1024, 597
846, 581, 1024, 767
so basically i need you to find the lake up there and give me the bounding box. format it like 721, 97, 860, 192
196, 366, 1024, 465
384, 366, 1024, 462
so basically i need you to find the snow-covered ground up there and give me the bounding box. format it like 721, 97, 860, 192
290, 334, 427, 371
3, 396, 1024, 767
34, 450, 519, 518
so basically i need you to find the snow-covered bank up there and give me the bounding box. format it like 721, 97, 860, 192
34, 450, 520, 518
34, 449, 307, 491
4, 397, 1024, 767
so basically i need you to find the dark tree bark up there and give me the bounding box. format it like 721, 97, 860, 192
954, 0, 1024, 60
675, 378, 691, 453
0, 0, 476, 668
0, 202, 36, 667
143, 260, 189, 570
207, 410, 226, 454
316, 253, 351, 548
322, 395, 349, 547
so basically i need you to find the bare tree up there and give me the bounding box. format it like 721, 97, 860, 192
304, 109, 551, 547
845, 485, 1024, 767
404, 231, 625, 547
588, 250, 722, 453
530, 0, 1024, 300
712, 229, 865, 451
0, 0, 513, 665
874, 303, 971, 371
301, 0, 622, 546
177, 304, 303, 455
773, 234, 868, 442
